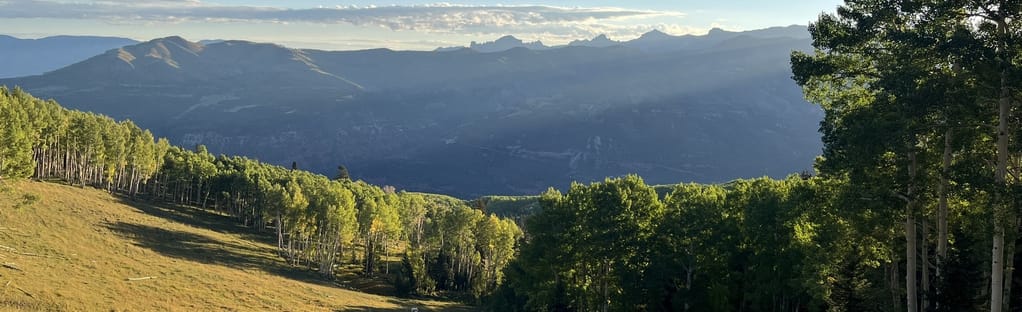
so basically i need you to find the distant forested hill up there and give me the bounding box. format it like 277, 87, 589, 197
1, 26, 821, 197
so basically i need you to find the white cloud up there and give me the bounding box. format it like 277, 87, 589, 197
0, 1, 690, 41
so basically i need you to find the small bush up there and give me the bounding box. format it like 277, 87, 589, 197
15, 193, 40, 209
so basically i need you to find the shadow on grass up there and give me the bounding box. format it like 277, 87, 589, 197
103, 220, 332, 288
109, 198, 406, 291
115, 198, 272, 245
106, 198, 472, 310
333, 298, 474, 312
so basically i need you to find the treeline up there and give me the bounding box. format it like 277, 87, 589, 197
489, 174, 995, 311
0, 87, 168, 195
0, 87, 521, 299
490, 176, 818, 310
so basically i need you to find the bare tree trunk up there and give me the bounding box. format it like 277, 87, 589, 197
276, 213, 283, 256
994, 225, 1005, 312
992, 57, 1010, 312
907, 210, 918, 312
1004, 216, 1017, 312
922, 217, 930, 311
938, 128, 951, 263
907, 149, 918, 312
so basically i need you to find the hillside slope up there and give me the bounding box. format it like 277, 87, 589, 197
0, 181, 466, 311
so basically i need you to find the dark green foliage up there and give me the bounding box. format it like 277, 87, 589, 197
335, 165, 351, 181
394, 253, 416, 297
492, 175, 978, 312
934, 231, 985, 311
13, 192, 40, 209
790, 1, 1022, 311
496, 176, 668, 311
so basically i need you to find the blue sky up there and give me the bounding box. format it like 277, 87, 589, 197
0, 0, 842, 50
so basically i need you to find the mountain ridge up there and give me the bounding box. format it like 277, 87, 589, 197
0, 34, 139, 78
434, 25, 808, 53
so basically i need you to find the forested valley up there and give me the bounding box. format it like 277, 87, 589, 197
2, 1, 1022, 311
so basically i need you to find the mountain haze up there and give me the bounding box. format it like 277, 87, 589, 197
2, 26, 821, 197
0, 35, 138, 78
568, 34, 621, 48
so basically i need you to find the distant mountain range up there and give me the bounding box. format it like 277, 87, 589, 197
1, 26, 821, 198
0, 35, 138, 78
568, 34, 619, 48
435, 25, 808, 53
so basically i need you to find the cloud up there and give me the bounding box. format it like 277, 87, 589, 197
6, 1, 678, 26
0, 1, 683, 35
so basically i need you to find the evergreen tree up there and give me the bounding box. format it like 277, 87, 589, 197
335, 165, 351, 181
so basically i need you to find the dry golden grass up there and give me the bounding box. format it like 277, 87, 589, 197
0, 181, 471, 311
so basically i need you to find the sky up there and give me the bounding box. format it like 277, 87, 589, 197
0, 0, 843, 50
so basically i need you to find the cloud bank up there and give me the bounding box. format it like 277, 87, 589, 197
0, 1, 688, 39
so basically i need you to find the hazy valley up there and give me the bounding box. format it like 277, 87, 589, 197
1, 26, 821, 198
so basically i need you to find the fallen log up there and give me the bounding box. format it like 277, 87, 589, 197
2, 263, 22, 271
13, 285, 33, 298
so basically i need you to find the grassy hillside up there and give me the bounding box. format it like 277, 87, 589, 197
472, 196, 539, 219
0, 181, 469, 311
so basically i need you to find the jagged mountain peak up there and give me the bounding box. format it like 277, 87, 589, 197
568, 34, 620, 48
463, 35, 549, 53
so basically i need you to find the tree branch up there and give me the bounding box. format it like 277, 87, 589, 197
891, 190, 911, 203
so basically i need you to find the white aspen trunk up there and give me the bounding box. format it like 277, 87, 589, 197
276, 214, 284, 255
992, 53, 1010, 312
938, 128, 950, 262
